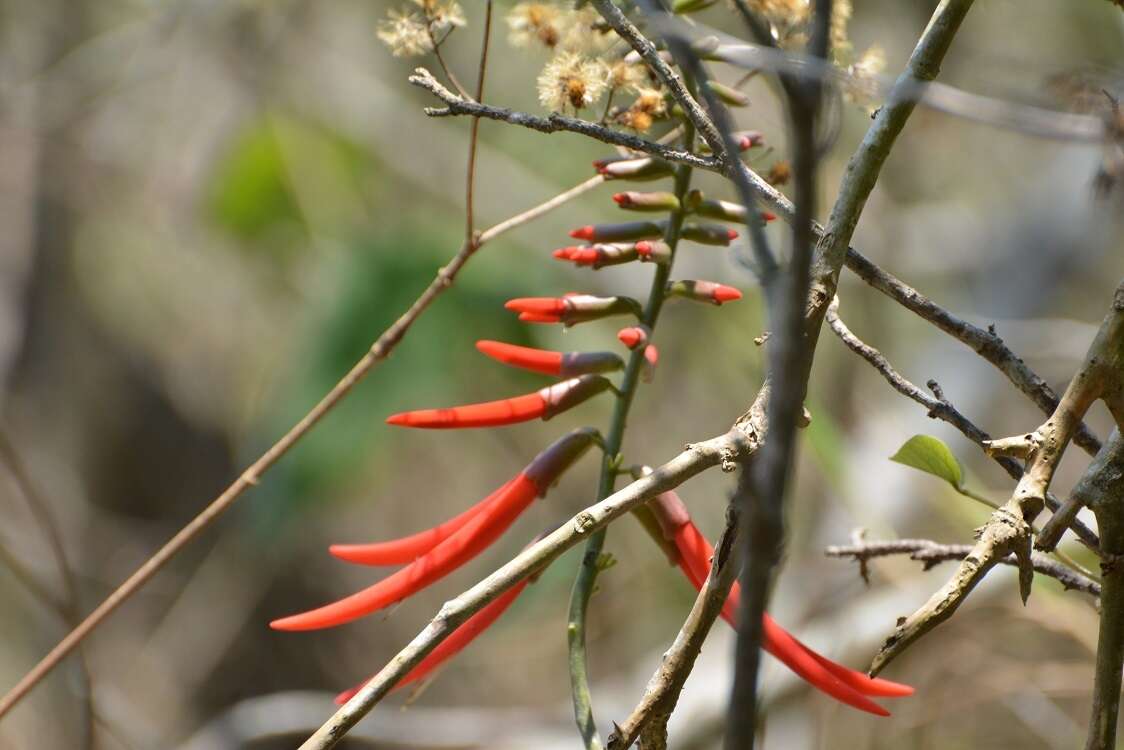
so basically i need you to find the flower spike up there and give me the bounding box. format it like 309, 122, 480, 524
475, 341, 624, 377
666, 280, 742, 305
386, 375, 611, 428
272, 430, 598, 631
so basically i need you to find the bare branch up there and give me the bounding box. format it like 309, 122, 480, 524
825, 537, 1101, 599
870, 281, 1124, 676
826, 296, 1101, 552
409, 68, 723, 172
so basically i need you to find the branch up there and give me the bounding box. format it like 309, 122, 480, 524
825, 537, 1101, 599
1083, 432, 1124, 749
0, 168, 609, 721
826, 296, 1101, 552
409, 68, 723, 172
607, 505, 742, 750
1038, 429, 1123, 551
869, 281, 1124, 676
298, 430, 752, 750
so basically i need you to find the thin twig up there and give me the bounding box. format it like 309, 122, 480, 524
608, 505, 742, 750
869, 281, 1124, 676
0, 169, 607, 721
825, 296, 1101, 552
824, 537, 1101, 599
425, 24, 470, 100
463, 0, 492, 240
410, 68, 722, 172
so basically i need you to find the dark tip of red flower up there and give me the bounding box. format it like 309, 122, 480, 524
569, 226, 595, 240
727, 229, 739, 241
763, 211, 777, 222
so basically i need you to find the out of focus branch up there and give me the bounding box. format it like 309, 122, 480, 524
825, 536, 1101, 599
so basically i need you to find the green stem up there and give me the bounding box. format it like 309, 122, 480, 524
567, 119, 697, 750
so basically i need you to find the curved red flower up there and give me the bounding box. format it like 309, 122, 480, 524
334, 577, 531, 704
650, 492, 913, 715
385, 375, 611, 428
475, 341, 623, 377
271, 429, 598, 631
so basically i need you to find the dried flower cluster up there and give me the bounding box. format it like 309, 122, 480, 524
377, 0, 465, 58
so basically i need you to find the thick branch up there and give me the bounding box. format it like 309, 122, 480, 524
870, 281, 1124, 676
409, 68, 722, 172
826, 296, 1101, 552
825, 537, 1101, 599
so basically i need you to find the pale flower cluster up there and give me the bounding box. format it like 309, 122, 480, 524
377, 0, 465, 58
537, 52, 611, 112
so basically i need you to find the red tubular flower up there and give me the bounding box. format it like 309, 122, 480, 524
569, 221, 664, 243
385, 375, 611, 428
505, 295, 641, 326
666, 280, 743, 305
612, 191, 681, 212
641, 344, 658, 383
475, 341, 623, 377
648, 493, 913, 714
594, 156, 674, 181
334, 577, 532, 704
272, 429, 598, 631
681, 223, 739, 246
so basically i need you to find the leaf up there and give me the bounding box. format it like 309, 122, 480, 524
890, 435, 964, 490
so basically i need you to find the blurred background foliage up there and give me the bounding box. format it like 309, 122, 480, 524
0, 0, 1122, 748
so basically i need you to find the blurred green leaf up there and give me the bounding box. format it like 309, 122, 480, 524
890, 434, 964, 490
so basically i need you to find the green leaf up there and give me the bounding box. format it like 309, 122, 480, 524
890, 435, 964, 490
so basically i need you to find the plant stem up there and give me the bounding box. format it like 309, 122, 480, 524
567, 118, 697, 750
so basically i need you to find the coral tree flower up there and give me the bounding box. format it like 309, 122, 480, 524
666, 279, 742, 305
385, 375, 611, 428
475, 340, 623, 377
504, 294, 641, 326
649, 491, 913, 716
271, 428, 598, 631
333, 577, 531, 704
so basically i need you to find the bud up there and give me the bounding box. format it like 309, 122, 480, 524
682, 223, 739, 246
672, 0, 718, 13
613, 191, 681, 213
699, 130, 764, 154
506, 294, 642, 325
706, 80, 750, 107
641, 344, 658, 383
554, 243, 642, 269
689, 194, 778, 225
617, 325, 651, 350
597, 156, 675, 182
635, 240, 672, 264
569, 221, 664, 243
666, 280, 743, 305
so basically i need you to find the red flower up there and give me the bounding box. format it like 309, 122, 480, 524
271, 429, 597, 631
617, 325, 650, 350
505, 295, 641, 326
650, 492, 913, 715
385, 375, 611, 428
334, 577, 531, 704
666, 280, 743, 305
475, 341, 623, 377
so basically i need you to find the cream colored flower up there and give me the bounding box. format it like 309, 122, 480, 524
377, 9, 433, 57
844, 45, 886, 109
830, 0, 854, 62
559, 5, 618, 53
507, 2, 565, 50
537, 52, 610, 112
608, 61, 648, 93
413, 0, 466, 35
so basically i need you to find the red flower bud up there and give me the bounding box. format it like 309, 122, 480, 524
617, 325, 650, 350
569, 221, 664, 243
634, 240, 671, 264
596, 156, 674, 181
612, 191, 682, 213
666, 280, 743, 305
681, 223, 739, 246
506, 295, 641, 326
271, 430, 597, 631
641, 344, 658, 383
475, 341, 623, 377
385, 375, 611, 429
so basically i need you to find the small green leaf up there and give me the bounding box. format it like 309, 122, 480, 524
890, 435, 964, 490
